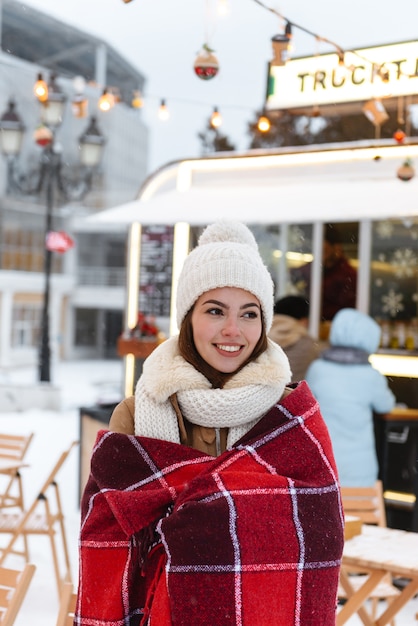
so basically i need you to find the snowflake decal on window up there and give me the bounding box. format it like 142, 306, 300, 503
391, 248, 417, 278
288, 225, 310, 250
375, 221, 394, 239
381, 289, 405, 318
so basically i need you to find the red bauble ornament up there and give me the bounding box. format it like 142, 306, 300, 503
34, 125, 53, 147
194, 46, 219, 80
393, 129, 406, 144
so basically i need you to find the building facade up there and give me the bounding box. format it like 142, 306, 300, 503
0, 0, 148, 373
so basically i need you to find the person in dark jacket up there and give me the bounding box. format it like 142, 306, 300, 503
269, 295, 319, 383
292, 224, 357, 322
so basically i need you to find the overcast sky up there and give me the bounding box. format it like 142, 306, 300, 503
20, 0, 418, 175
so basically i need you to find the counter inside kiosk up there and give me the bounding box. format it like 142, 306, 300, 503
371, 353, 418, 531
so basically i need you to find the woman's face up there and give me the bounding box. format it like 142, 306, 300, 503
191, 287, 263, 373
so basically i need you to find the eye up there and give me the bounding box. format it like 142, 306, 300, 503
243, 309, 259, 319
206, 307, 224, 316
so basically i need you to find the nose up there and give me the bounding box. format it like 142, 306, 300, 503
221, 315, 240, 337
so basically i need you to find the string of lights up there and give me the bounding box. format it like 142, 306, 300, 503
120, 0, 408, 78
250, 0, 344, 56
114, 0, 415, 136
4, 1, 414, 137
0, 55, 254, 132
250, 0, 415, 80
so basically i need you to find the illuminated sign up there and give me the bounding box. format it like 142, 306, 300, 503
266, 41, 418, 112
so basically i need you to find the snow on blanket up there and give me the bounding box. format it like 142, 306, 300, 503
76, 381, 344, 626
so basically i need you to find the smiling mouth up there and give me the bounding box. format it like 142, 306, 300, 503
216, 344, 242, 353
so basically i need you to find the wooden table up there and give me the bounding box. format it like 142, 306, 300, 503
337, 524, 418, 625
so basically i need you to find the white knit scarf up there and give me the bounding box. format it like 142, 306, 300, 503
134, 336, 291, 447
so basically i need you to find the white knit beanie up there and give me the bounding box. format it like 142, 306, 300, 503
176, 221, 274, 331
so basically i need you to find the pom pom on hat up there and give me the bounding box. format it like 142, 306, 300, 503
176, 221, 274, 331
198, 221, 258, 249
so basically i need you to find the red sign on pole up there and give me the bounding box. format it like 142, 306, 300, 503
45, 231, 75, 253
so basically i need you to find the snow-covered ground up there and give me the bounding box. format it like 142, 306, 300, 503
0, 358, 416, 625
0, 359, 122, 625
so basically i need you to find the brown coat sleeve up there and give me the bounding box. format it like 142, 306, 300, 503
108, 396, 135, 434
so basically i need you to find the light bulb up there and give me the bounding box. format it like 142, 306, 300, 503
158, 99, 169, 121
257, 115, 271, 132
210, 107, 222, 128
217, 0, 230, 16
34, 73, 48, 102
98, 89, 115, 112
132, 90, 144, 109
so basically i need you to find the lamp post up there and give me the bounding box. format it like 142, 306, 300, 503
0, 74, 105, 383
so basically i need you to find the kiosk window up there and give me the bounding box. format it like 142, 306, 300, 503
370, 218, 418, 349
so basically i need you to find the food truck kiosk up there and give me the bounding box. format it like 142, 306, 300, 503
80, 37, 418, 525
83, 138, 418, 528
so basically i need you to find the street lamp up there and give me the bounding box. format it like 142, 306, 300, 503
0, 74, 105, 383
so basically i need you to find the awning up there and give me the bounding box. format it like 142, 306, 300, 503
81, 178, 417, 229
76, 140, 418, 232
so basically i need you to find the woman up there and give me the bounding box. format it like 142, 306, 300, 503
76, 222, 344, 626
306, 307, 396, 487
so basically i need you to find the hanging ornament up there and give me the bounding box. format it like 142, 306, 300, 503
396, 158, 415, 182
71, 76, 88, 118
33, 124, 53, 147
72, 94, 88, 119
271, 33, 291, 66
194, 44, 219, 80
393, 129, 406, 144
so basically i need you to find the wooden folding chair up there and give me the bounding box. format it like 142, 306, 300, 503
0, 563, 36, 626
56, 582, 77, 626
0, 441, 78, 596
0, 434, 33, 463
341, 480, 387, 527
339, 480, 400, 625
0, 433, 33, 510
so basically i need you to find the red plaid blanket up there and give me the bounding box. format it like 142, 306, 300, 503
76, 381, 344, 626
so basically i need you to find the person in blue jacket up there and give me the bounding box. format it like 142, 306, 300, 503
305, 308, 396, 487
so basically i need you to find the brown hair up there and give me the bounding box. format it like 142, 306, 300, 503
178, 306, 268, 389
